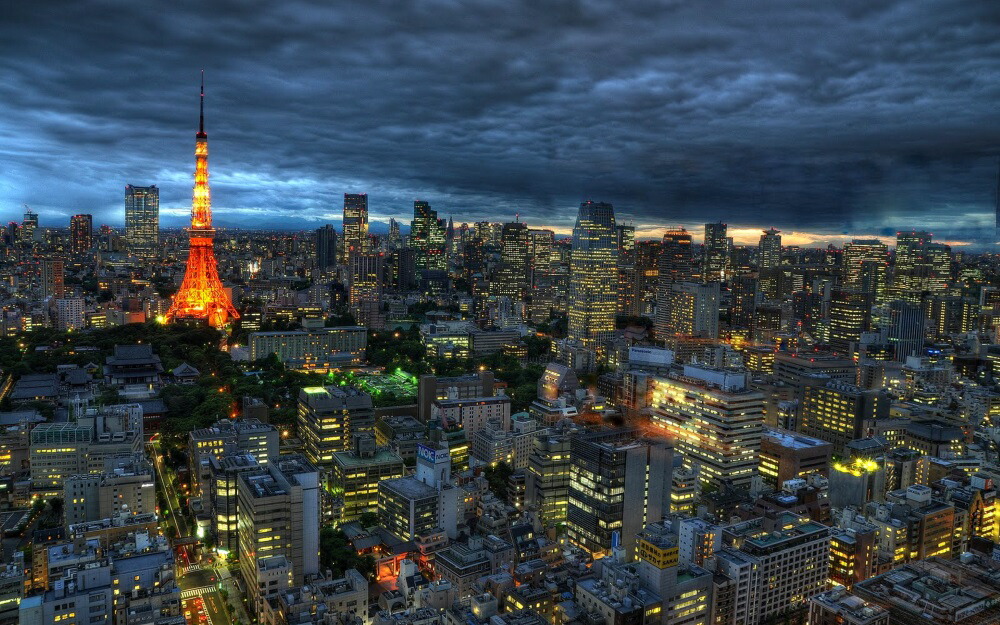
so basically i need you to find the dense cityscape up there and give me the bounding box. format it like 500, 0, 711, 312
4, 0, 1000, 623
0, 74, 998, 625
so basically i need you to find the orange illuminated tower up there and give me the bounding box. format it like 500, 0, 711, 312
166, 72, 239, 328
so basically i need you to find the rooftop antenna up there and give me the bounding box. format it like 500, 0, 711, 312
198, 70, 205, 137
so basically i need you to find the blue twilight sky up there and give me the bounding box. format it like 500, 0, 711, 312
1, 0, 999, 247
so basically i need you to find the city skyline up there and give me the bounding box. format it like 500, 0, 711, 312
2, 2, 999, 247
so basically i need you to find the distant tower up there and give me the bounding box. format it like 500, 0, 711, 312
125, 185, 159, 257
567, 201, 618, 348
166, 72, 239, 328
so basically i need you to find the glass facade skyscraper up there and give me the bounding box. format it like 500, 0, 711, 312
125, 184, 159, 258
567, 201, 618, 348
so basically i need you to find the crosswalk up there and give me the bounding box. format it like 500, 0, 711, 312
185, 564, 203, 573
181, 586, 215, 599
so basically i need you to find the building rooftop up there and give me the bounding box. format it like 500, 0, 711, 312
381, 476, 438, 500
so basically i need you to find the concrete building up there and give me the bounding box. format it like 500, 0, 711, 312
63, 454, 155, 525
645, 365, 763, 489
331, 434, 405, 521
809, 586, 888, 625
566, 428, 673, 559
417, 372, 495, 423
759, 427, 831, 487
297, 386, 375, 464
237, 454, 321, 608
853, 556, 1000, 625
249, 326, 367, 368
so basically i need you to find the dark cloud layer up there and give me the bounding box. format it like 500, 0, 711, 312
1, 0, 999, 245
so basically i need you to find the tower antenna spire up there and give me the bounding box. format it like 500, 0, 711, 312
198, 70, 205, 136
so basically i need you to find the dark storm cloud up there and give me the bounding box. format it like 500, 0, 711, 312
1, 0, 999, 244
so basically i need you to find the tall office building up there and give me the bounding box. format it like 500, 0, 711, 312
842, 239, 888, 292
566, 428, 673, 559
349, 252, 385, 329
124, 184, 159, 258
410, 200, 448, 291
799, 380, 889, 456
236, 455, 320, 606
20, 209, 38, 244
342, 193, 369, 262
70, 214, 93, 254
315, 224, 337, 271
615, 224, 639, 316
646, 365, 764, 488
894, 231, 951, 299
567, 201, 618, 348
636, 239, 662, 317
828, 290, 872, 355
758, 228, 782, 299
659, 228, 695, 284
887, 299, 925, 361
494, 220, 530, 299
655, 281, 720, 341
702, 221, 729, 282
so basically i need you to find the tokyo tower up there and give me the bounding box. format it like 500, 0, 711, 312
165, 72, 239, 328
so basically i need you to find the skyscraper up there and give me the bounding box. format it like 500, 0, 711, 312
842, 239, 888, 291
349, 252, 385, 329
494, 220, 530, 299
567, 201, 618, 348
41, 259, 65, 298
702, 221, 729, 282
655, 281, 720, 340
315, 225, 337, 272
758, 228, 782, 299
166, 73, 239, 328
124, 184, 159, 258
887, 299, 925, 361
616, 224, 638, 316
70, 214, 93, 255
410, 200, 447, 292
342, 193, 369, 262
20, 209, 38, 244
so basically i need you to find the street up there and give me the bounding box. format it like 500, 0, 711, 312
179, 568, 232, 625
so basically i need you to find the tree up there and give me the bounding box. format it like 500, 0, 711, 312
358, 511, 379, 528
483, 461, 514, 500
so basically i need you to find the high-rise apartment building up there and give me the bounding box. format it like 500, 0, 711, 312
646, 365, 763, 488
567, 201, 618, 348
124, 184, 159, 258
702, 221, 729, 282
566, 428, 673, 559
342, 193, 369, 262
70, 214, 93, 254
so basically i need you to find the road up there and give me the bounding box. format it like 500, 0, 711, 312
179, 568, 232, 625
148, 438, 188, 537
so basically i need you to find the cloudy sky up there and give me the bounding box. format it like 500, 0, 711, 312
2, 1, 999, 246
